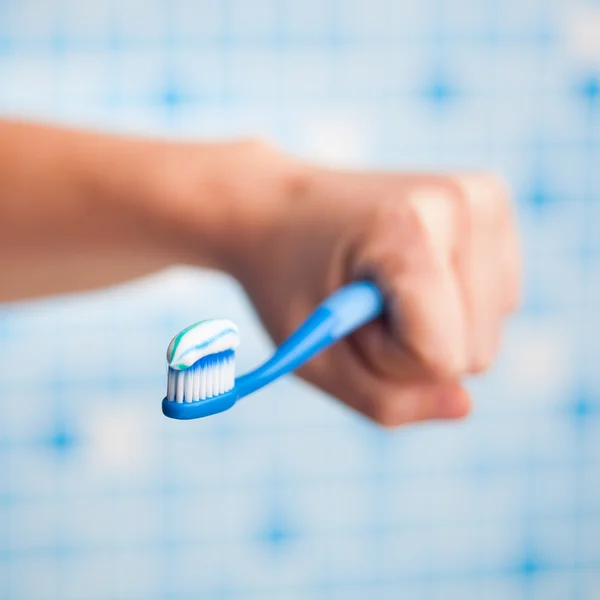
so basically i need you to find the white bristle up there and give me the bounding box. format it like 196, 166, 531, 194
200, 367, 207, 400
213, 365, 219, 397
184, 370, 192, 402
167, 352, 236, 404
206, 364, 214, 398
167, 369, 176, 401
193, 369, 200, 402
176, 371, 184, 403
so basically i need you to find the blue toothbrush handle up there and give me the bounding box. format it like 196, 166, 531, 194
161, 280, 384, 420
236, 281, 384, 398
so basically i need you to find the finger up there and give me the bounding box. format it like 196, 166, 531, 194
364, 380, 472, 427
452, 173, 507, 372
300, 338, 471, 426
350, 190, 469, 381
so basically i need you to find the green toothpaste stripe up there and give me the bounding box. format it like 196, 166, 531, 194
168, 319, 211, 361
175, 329, 239, 362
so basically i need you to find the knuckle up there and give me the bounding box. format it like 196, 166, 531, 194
367, 201, 431, 258
353, 204, 422, 281
369, 200, 414, 235
452, 172, 511, 222
407, 192, 457, 257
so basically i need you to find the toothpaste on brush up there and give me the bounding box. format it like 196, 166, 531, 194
166, 319, 240, 371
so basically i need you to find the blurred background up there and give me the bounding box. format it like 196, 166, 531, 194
1, 0, 599, 598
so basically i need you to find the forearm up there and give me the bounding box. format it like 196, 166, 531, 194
0, 121, 283, 301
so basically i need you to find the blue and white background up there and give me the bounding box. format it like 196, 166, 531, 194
1, 0, 599, 598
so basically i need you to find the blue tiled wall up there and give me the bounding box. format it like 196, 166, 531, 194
1, 0, 599, 598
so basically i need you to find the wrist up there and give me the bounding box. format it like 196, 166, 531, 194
145, 138, 313, 278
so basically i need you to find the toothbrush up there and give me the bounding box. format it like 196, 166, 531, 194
162, 280, 384, 420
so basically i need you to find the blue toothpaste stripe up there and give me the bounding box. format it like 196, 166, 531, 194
171, 328, 239, 366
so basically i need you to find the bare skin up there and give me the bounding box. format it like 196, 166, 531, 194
0, 120, 520, 426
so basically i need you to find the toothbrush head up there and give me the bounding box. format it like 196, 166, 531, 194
162, 318, 240, 420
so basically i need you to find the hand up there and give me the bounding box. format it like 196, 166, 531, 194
159, 141, 521, 426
